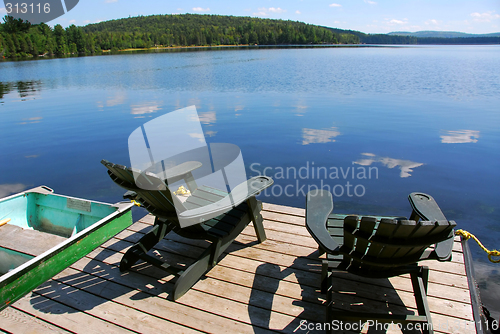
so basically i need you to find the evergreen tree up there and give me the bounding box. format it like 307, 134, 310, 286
53, 24, 68, 55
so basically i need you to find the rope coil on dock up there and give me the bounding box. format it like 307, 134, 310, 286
455, 229, 500, 263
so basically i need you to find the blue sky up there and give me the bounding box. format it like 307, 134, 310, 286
2, 0, 499, 34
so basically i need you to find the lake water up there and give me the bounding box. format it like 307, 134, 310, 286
1, 45, 499, 315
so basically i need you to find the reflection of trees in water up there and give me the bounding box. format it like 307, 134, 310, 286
0, 80, 42, 100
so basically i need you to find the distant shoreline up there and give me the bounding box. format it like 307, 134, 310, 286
0, 43, 385, 63
2, 43, 499, 63
105, 43, 392, 53
99, 43, 500, 54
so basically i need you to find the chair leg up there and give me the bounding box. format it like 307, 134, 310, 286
173, 212, 251, 300
247, 197, 266, 243
325, 273, 334, 334
173, 246, 213, 300
321, 260, 329, 294
172, 235, 235, 300
411, 266, 433, 334
422, 266, 429, 293
120, 217, 172, 272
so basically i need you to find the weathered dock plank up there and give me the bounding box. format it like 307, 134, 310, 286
0, 202, 477, 334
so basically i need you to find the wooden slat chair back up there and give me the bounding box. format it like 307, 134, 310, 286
306, 189, 456, 334
103, 161, 187, 221
102, 159, 273, 300
341, 216, 456, 274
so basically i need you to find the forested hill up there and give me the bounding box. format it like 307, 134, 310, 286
1, 13, 499, 60
0, 14, 359, 59
82, 14, 360, 46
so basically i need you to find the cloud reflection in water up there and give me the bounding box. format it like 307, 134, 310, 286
198, 111, 216, 125
131, 102, 162, 117
354, 153, 424, 178
440, 130, 479, 144
302, 127, 341, 145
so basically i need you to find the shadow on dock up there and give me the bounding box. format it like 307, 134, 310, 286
249, 250, 420, 333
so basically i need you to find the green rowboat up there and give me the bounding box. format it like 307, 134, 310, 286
0, 186, 133, 310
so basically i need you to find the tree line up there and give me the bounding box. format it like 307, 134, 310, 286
2, 13, 498, 59
326, 27, 500, 44
0, 14, 360, 59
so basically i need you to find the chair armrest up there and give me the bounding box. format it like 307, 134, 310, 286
409, 193, 455, 261
433, 220, 456, 261
305, 190, 339, 253
408, 192, 447, 221
177, 176, 273, 228
160, 161, 203, 184
434, 234, 454, 261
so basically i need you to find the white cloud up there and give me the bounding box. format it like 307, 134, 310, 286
295, 10, 301, 14
192, 7, 210, 12
105, 0, 117, 3
369, 17, 422, 33
69, 19, 76, 24
329, 3, 342, 7
470, 11, 500, 22
254, 8, 268, 16
254, 7, 286, 16
425, 19, 439, 25
389, 19, 407, 25
83, 20, 91, 24
0, 8, 7, 14
364, 0, 377, 4
268, 7, 285, 13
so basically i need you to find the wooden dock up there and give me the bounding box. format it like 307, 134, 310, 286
0, 203, 477, 333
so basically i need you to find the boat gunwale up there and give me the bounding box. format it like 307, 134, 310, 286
0, 186, 134, 310
0, 202, 133, 286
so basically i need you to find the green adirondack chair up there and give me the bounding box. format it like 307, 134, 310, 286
305, 190, 456, 334
102, 159, 273, 300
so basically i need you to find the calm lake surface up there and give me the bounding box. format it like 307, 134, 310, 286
1, 45, 499, 314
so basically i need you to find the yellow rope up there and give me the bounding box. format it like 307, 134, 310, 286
131, 200, 141, 207
455, 229, 500, 263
